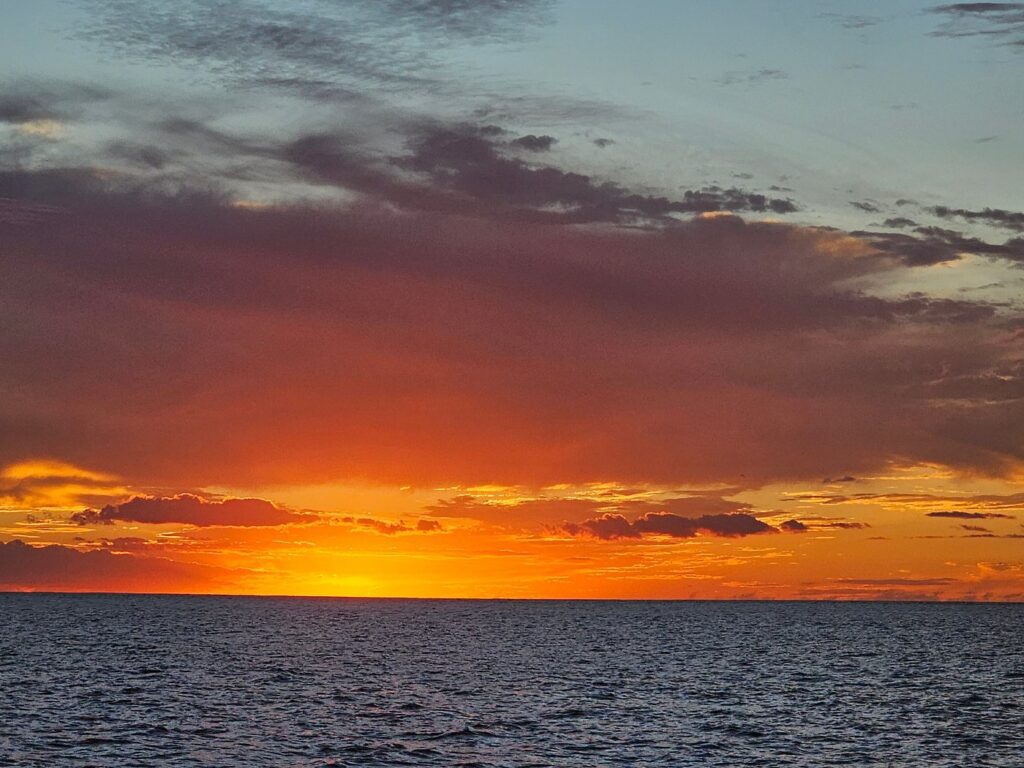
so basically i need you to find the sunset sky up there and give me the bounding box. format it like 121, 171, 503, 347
2, 1, 1024, 599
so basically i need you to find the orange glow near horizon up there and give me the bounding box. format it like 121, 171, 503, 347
3, 459, 1023, 601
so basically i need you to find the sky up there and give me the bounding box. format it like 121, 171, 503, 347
1, 1, 1024, 599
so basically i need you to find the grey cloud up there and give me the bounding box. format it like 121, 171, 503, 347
882, 217, 918, 229
931, 205, 1024, 232
78, 0, 556, 94
854, 226, 1024, 265
851, 201, 881, 213
510, 134, 556, 152
928, 3, 1024, 48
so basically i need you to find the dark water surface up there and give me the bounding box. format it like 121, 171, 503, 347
1, 595, 1022, 766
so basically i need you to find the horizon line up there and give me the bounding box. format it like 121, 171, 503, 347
2, 590, 1022, 605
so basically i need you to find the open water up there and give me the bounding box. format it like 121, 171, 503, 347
1, 595, 1022, 766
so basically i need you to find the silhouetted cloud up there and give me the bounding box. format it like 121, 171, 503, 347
563, 512, 777, 540
0, 538, 240, 592
70, 494, 316, 527
339, 516, 442, 534
781, 519, 809, 532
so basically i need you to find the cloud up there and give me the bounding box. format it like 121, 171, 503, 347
881, 217, 918, 229
851, 201, 881, 213
854, 226, 1024, 265
931, 205, 1024, 232
70, 494, 316, 527
716, 69, 789, 87
285, 122, 798, 225
563, 511, 778, 540
0, 83, 110, 125
428, 496, 609, 527
0, 76, 1022, 490
0, 161, 1020, 487
925, 510, 1016, 519
510, 134, 556, 152
780, 519, 808, 532
0, 538, 240, 592
338, 516, 442, 534
429, 493, 766, 530
820, 13, 884, 29
928, 3, 1024, 49
78, 0, 556, 96
0, 460, 125, 508
795, 490, 1024, 514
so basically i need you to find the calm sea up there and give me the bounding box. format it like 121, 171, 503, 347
1, 595, 1022, 766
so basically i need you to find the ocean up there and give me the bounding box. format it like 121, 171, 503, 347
1, 595, 1021, 766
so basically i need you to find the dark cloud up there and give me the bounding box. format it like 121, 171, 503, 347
70, 495, 316, 527
961, 524, 992, 531
0, 82, 1021, 489
931, 205, 1024, 232
0, 165, 1019, 486
854, 226, 1024, 265
882, 217, 918, 229
851, 201, 881, 213
592, 138, 614, 148
339, 516, 442, 534
781, 519, 809, 532
510, 134, 556, 152
431, 493, 765, 531
823, 475, 858, 483
928, 3, 1024, 49
563, 511, 777, 540
926, 510, 1016, 519
0, 82, 110, 124
563, 513, 639, 540
0, 539, 239, 592
289, 122, 798, 224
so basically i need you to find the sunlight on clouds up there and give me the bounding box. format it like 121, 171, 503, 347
16, 119, 64, 138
